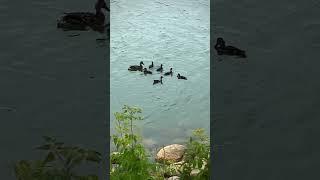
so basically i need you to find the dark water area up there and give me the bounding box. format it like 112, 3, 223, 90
0, 0, 109, 179
213, 0, 320, 179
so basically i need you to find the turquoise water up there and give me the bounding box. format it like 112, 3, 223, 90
110, 0, 210, 149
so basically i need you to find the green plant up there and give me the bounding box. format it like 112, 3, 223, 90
110, 105, 211, 179
110, 105, 155, 179
14, 136, 101, 180
179, 128, 210, 180
110, 105, 210, 180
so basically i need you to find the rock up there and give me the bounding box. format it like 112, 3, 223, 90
164, 160, 185, 176
167, 176, 180, 180
111, 164, 119, 173
190, 169, 201, 176
155, 144, 186, 163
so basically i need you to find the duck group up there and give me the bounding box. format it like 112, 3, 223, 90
128, 61, 188, 85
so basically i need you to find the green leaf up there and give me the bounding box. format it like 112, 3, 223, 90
69, 156, 84, 169
86, 151, 101, 163
43, 136, 55, 142
44, 152, 55, 163
54, 142, 65, 148
36, 144, 51, 150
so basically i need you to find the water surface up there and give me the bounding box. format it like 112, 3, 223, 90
110, 0, 210, 149
0, 0, 108, 179
213, 0, 320, 179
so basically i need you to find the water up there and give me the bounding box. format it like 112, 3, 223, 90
110, 0, 210, 150
0, 0, 108, 179
213, 0, 320, 179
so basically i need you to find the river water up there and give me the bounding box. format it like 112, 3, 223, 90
213, 0, 320, 179
110, 0, 210, 151
0, 0, 108, 179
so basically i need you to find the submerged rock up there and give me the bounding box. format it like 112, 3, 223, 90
155, 144, 186, 163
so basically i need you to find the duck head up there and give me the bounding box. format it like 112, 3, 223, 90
170, 68, 173, 72
216, 37, 226, 48
177, 73, 180, 78
140, 61, 144, 66
94, 0, 108, 24
160, 64, 163, 67
96, 0, 109, 12
160, 76, 163, 79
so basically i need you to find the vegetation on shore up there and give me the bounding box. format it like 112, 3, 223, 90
110, 105, 210, 179
13, 136, 101, 180
13, 105, 210, 180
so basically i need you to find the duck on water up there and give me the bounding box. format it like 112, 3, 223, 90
156, 64, 163, 72
164, 68, 173, 76
177, 73, 187, 80
128, 61, 144, 71
57, 0, 110, 33
214, 37, 247, 58
143, 68, 152, 75
153, 76, 163, 85
149, 61, 154, 69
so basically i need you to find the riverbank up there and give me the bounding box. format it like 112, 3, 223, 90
110, 105, 210, 179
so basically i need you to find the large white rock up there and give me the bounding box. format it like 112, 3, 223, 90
155, 144, 186, 163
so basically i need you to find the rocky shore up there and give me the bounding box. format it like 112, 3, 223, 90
111, 143, 208, 179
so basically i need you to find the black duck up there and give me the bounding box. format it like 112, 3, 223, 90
149, 61, 154, 69
156, 64, 163, 72
57, 0, 109, 33
177, 73, 187, 80
143, 68, 152, 75
128, 61, 144, 71
164, 68, 173, 76
153, 76, 163, 85
214, 37, 246, 58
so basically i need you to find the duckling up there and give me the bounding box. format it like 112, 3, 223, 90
143, 68, 152, 75
156, 64, 163, 72
149, 61, 154, 69
164, 68, 173, 76
177, 73, 187, 80
214, 37, 246, 58
128, 61, 144, 71
153, 76, 163, 85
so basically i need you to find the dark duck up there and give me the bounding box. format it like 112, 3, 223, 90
149, 61, 154, 69
156, 64, 163, 72
143, 68, 152, 75
153, 76, 163, 85
164, 68, 173, 76
128, 61, 144, 71
57, 0, 110, 33
214, 37, 246, 58
177, 73, 187, 80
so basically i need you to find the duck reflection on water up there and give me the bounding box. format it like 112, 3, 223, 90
57, 0, 109, 33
